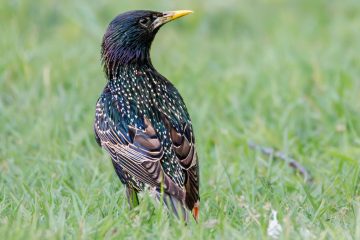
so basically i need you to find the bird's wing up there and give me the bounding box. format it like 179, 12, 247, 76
156, 78, 200, 218
94, 94, 186, 201
163, 117, 200, 216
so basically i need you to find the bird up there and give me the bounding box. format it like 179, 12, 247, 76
94, 10, 199, 222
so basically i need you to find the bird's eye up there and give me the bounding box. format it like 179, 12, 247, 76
139, 17, 151, 27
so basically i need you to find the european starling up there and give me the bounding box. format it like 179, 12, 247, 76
94, 10, 199, 221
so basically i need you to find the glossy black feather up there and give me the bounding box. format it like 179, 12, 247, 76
94, 10, 199, 217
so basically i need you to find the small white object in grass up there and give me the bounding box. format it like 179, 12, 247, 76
267, 210, 282, 239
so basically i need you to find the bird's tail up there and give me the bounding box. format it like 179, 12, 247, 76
163, 194, 189, 222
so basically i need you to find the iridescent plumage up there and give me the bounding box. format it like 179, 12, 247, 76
94, 10, 199, 221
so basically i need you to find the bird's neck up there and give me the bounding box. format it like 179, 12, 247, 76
103, 46, 154, 80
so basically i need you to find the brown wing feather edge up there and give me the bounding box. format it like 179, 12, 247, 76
162, 117, 200, 220
95, 117, 187, 204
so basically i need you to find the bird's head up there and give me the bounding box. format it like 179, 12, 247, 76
101, 10, 193, 79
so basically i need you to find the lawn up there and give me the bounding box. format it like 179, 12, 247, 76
1, 0, 360, 239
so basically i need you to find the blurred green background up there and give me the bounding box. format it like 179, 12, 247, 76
1, 0, 360, 239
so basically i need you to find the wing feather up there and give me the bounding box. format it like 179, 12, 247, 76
95, 99, 186, 201
161, 116, 200, 211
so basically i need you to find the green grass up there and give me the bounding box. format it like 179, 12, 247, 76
1, 0, 360, 239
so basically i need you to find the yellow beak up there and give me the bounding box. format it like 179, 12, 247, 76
152, 10, 193, 29
162, 10, 193, 21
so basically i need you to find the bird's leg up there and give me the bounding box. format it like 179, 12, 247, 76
126, 186, 139, 209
